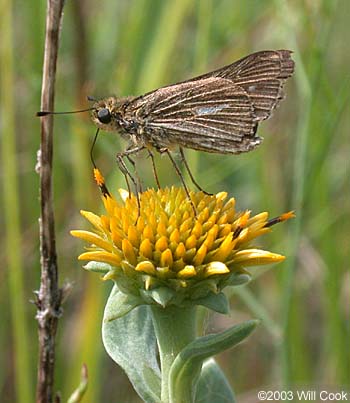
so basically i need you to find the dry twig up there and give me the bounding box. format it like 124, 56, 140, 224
36, 1, 65, 402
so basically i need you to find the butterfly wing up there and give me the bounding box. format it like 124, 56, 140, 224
186, 49, 295, 121
126, 50, 294, 154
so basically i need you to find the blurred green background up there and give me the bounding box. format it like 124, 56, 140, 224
1, 0, 349, 402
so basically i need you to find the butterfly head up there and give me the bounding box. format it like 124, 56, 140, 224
91, 96, 122, 131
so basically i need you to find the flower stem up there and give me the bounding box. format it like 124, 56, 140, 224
151, 305, 197, 403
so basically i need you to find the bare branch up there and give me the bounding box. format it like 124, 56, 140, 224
36, 1, 65, 402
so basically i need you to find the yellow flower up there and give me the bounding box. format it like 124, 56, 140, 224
71, 185, 293, 308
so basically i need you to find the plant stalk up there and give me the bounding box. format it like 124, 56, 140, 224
36, 1, 65, 402
151, 305, 197, 403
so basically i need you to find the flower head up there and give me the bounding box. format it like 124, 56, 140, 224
71, 185, 292, 310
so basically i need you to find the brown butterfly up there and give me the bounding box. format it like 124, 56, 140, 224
38, 50, 294, 196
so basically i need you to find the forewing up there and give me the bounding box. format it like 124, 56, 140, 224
125, 50, 294, 154
191, 49, 295, 121
130, 77, 261, 154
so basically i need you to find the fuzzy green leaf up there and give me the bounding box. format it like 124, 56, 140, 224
83, 261, 113, 273
169, 320, 258, 403
143, 286, 176, 307
195, 292, 229, 314
224, 272, 251, 286
103, 284, 143, 321
102, 284, 161, 402
195, 358, 235, 403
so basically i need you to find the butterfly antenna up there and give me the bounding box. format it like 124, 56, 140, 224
36, 107, 94, 117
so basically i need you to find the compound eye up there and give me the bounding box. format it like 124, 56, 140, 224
97, 108, 111, 124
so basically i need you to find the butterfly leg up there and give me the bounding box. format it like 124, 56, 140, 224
116, 146, 145, 211
179, 147, 212, 195
116, 153, 136, 194
116, 145, 144, 186
125, 151, 143, 193
163, 148, 196, 215
147, 149, 161, 189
